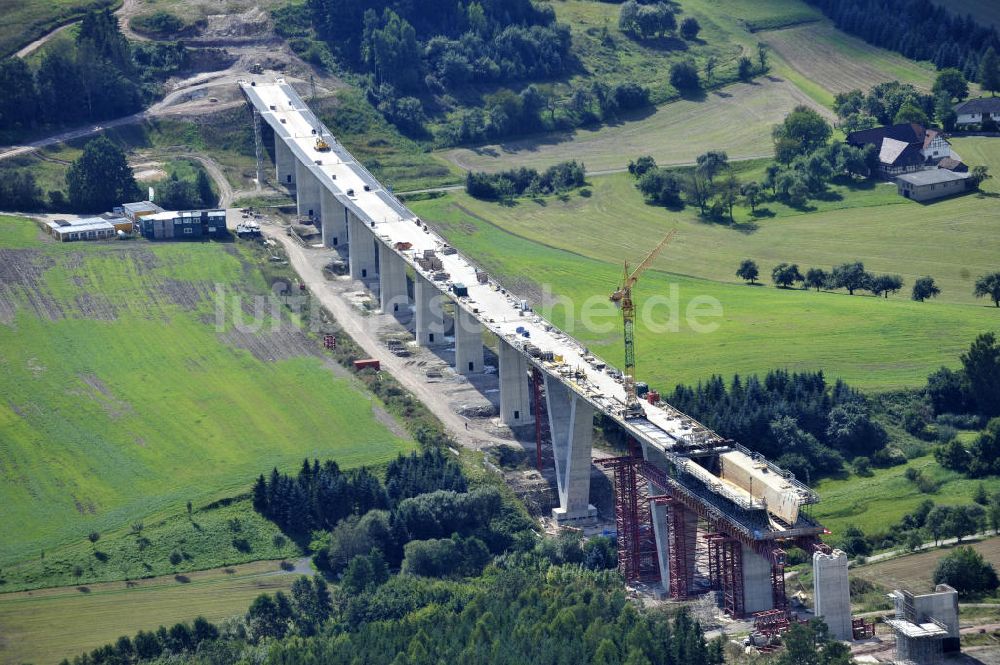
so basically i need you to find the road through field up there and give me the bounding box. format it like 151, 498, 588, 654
259, 224, 512, 453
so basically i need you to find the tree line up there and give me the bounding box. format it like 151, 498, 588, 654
60, 563, 730, 665
252, 448, 468, 536
0, 10, 186, 137
735, 259, 912, 299
465, 160, 586, 200
305, 0, 573, 138
806, 0, 1000, 89
667, 369, 888, 481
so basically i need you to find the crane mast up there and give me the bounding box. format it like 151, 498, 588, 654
610, 228, 677, 418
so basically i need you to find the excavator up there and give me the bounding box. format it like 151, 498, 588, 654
610, 228, 677, 418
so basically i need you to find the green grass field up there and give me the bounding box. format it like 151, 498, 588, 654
0, 559, 301, 665
762, 22, 939, 106
852, 537, 1000, 593
0, 217, 413, 569
0, 0, 117, 57
409, 190, 999, 392
810, 455, 1000, 540
440, 77, 830, 173
410, 159, 1000, 307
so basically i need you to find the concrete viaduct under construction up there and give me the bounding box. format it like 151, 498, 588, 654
240, 77, 853, 637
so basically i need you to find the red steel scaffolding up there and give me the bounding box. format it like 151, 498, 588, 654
597, 456, 809, 618
598, 456, 660, 583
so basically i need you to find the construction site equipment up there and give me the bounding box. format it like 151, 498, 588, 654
353, 358, 380, 371
323, 334, 336, 349
315, 134, 331, 151
609, 229, 677, 418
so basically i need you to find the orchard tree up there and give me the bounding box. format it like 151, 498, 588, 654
805, 268, 828, 291
974, 272, 1000, 307
869, 273, 904, 299
736, 258, 759, 284
772, 262, 804, 288
932, 68, 969, 101
669, 60, 700, 92
741, 181, 762, 212
912, 276, 940, 302
830, 261, 870, 295
773, 105, 832, 162
679, 17, 700, 40
695, 150, 729, 183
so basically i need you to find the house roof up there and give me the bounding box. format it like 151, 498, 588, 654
953, 97, 1000, 114
51, 219, 114, 235
937, 157, 968, 172
896, 169, 970, 187
879, 138, 910, 165
122, 201, 164, 215
847, 123, 946, 166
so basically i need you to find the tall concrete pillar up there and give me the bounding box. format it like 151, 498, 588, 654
742, 546, 774, 614
651, 500, 672, 593
348, 214, 376, 281
320, 188, 348, 247
454, 307, 483, 375
414, 274, 446, 346
813, 550, 852, 640
498, 340, 533, 426
544, 376, 597, 522
275, 137, 295, 187
378, 244, 408, 313
295, 161, 321, 220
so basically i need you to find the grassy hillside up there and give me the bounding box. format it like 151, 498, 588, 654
413, 136, 1000, 307
0, 0, 116, 57
440, 78, 829, 174
0, 218, 413, 568
0, 559, 300, 665
811, 455, 1000, 539
762, 22, 939, 106
409, 194, 998, 392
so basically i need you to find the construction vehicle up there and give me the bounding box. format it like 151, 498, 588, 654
314, 127, 331, 152
609, 228, 677, 418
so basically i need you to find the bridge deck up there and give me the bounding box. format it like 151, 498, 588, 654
239, 78, 823, 541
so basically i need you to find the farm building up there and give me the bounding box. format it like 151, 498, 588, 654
895, 169, 970, 202
120, 201, 165, 223
136, 209, 229, 240
47, 218, 116, 242
953, 97, 1000, 128
847, 123, 953, 177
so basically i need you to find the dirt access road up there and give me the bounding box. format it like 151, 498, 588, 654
259, 222, 515, 452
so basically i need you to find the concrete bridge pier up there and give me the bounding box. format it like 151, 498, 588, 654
454, 307, 484, 375
498, 339, 533, 426
320, 189, 348, 247
414, 274, 446, 346
378, 244, 409, 314
813, 550, 852, 640
275, 137, 295, 187
544, 375, 597, 523
348, 214, 377, 281
742, 547, 775, 614
295, 160, 321, 220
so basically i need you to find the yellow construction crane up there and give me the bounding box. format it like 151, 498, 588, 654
610, 228, 677, 418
